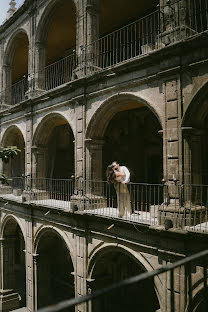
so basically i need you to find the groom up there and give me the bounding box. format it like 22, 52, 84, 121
111, 161, 131, 217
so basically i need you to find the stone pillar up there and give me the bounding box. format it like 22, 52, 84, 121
33, 253, 39, 311
70, 100, 85, 211
182, 127, 192, 208
0, 238, 20, 312
25, 112, 33, 178
159, 0, 196, 46
75, 0, 99, 77
31, 146, 47, 181
75, 101, 85, 182
1, 64, 12, 108
85, 138, 104, 182
25, 217, 34, 312
75, 235, 87, 312
159, 78, 182, 228
33, 42, 46, 95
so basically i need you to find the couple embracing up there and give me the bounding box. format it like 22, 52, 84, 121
106, 161, 131, 218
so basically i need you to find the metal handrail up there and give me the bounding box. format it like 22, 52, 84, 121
38, 248, 208, 312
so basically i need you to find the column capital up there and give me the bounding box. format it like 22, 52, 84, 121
85, 138, 105, 146
182, 127, 204, 137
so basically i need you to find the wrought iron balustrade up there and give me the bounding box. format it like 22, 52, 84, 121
2, 177, 208, 232
81, 0, 208, 75
44, 52, 77, 91
11, 76, 28, 105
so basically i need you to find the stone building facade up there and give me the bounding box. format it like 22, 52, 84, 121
0, 0, 208, 311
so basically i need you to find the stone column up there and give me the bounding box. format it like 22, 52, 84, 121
1, 64, 12, 108
33, 253, 39, 311
75, 235, 87, 312
159, 78, 182, 228
33, 42, 46, 95
75, 0, 99, 77
25, 112, 33, 178
0, 238, 20, 312
85, 138, 104, 182
25, 217, 34, 312
31, 146, 47, 180
182, 127, 192, 207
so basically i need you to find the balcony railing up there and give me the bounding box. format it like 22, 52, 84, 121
1, 177, 208, 233
44, 53, 77, 91
81, 0, 208, 75
38, 249, 208, 312
11, 76, 28, 105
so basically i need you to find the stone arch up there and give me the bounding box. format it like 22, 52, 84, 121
32, 113, 75, 179
4, 28, 29, 66
3, 28, 29, 105
186, 287, 207, 312
1, 214, 26, 310
36, 0, 77, 45
33, 112, 75, 147
182, 80, 208, 128
86, 93, 163, 183
87, 243, 161, 312
86, 93, 162, 139
34, 226, 75, 309
34, 225, 75, 263
181, 80, 208, 189
1, 125, 25, 178
1, 125, 25, 146
1, 214, 26, 242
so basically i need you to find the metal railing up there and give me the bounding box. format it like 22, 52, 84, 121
44, 52, 77, 91
80, 0, 208, 75
11, 76, 28, 105
78, 180, 167, 226
38, 248, 208, 312
7, 177, 75, 210
80, 8, 160, 75
2, 177, 208, 233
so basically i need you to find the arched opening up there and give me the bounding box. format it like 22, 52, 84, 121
182, 87, 208, 217
2, 126, 25, 178
103, 106, 162, 183
38, 0, 76, 90
86, 96, 163, 215
2, 218, 26, 310
36, 230, 75, 310
33, 115, 75, 180
5, 31, 29, 105
90, 249, 160, 312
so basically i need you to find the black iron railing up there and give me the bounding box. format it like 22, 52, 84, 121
1, 177, 208, 233
44, 53, 77, 91
37, 249, 208, 312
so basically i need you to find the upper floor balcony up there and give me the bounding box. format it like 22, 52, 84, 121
0, 0, 207, 110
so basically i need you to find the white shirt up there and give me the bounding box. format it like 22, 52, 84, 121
115, 166, 130, 184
